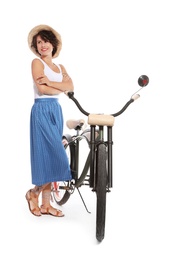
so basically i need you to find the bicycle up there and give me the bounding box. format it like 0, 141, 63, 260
51, 75, 149, 242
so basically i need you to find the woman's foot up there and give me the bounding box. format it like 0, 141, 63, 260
25, 190, 41, 217
40, 205, 64, 217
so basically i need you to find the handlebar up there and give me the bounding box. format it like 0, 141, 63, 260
66, 75, 149, 118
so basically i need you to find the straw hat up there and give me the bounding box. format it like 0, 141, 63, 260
28, 24, 62, 58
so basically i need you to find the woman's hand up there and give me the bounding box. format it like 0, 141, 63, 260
62, 73, 71, 82
37, 74, 51, 86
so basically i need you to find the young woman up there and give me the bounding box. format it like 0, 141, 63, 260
26, 24, 74, 217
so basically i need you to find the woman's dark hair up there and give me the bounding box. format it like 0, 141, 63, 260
31, 30, 59, 57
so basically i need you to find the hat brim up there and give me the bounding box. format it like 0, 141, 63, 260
28, 24, 62, 58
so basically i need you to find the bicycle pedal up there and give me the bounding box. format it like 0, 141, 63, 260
59, 186, 70, 190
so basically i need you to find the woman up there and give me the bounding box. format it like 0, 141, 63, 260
26, 24, 74, 217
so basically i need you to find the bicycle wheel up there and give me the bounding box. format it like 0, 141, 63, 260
52, 135, 75, 205
96, 143, 107, 242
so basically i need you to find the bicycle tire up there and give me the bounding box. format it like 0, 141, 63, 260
96, 143, 107, 242
52, 135, 74, 205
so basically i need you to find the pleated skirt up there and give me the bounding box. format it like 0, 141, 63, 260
30, 98, 72, 186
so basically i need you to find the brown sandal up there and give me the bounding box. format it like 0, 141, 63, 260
25, 190, 41, 217
40, 205, 64, 217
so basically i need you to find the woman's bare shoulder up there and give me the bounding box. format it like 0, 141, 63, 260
32, 58, 42, 65
59, 64, 66, 72
31, 58, 44, 70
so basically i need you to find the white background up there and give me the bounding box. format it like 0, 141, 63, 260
1, 0, 172, 259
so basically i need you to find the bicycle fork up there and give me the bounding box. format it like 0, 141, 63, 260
89, 124, 113, 191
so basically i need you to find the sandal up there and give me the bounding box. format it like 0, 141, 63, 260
25, 190, 41, 217
40, 205, 64, 217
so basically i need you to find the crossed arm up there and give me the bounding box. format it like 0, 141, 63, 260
31, 58, 74, 95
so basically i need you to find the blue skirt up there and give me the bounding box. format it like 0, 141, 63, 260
30, 98, 72, 186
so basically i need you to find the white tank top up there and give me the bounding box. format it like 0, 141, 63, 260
33, 59, 63, 99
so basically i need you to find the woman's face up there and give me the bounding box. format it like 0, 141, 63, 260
36, 35, 53, 57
